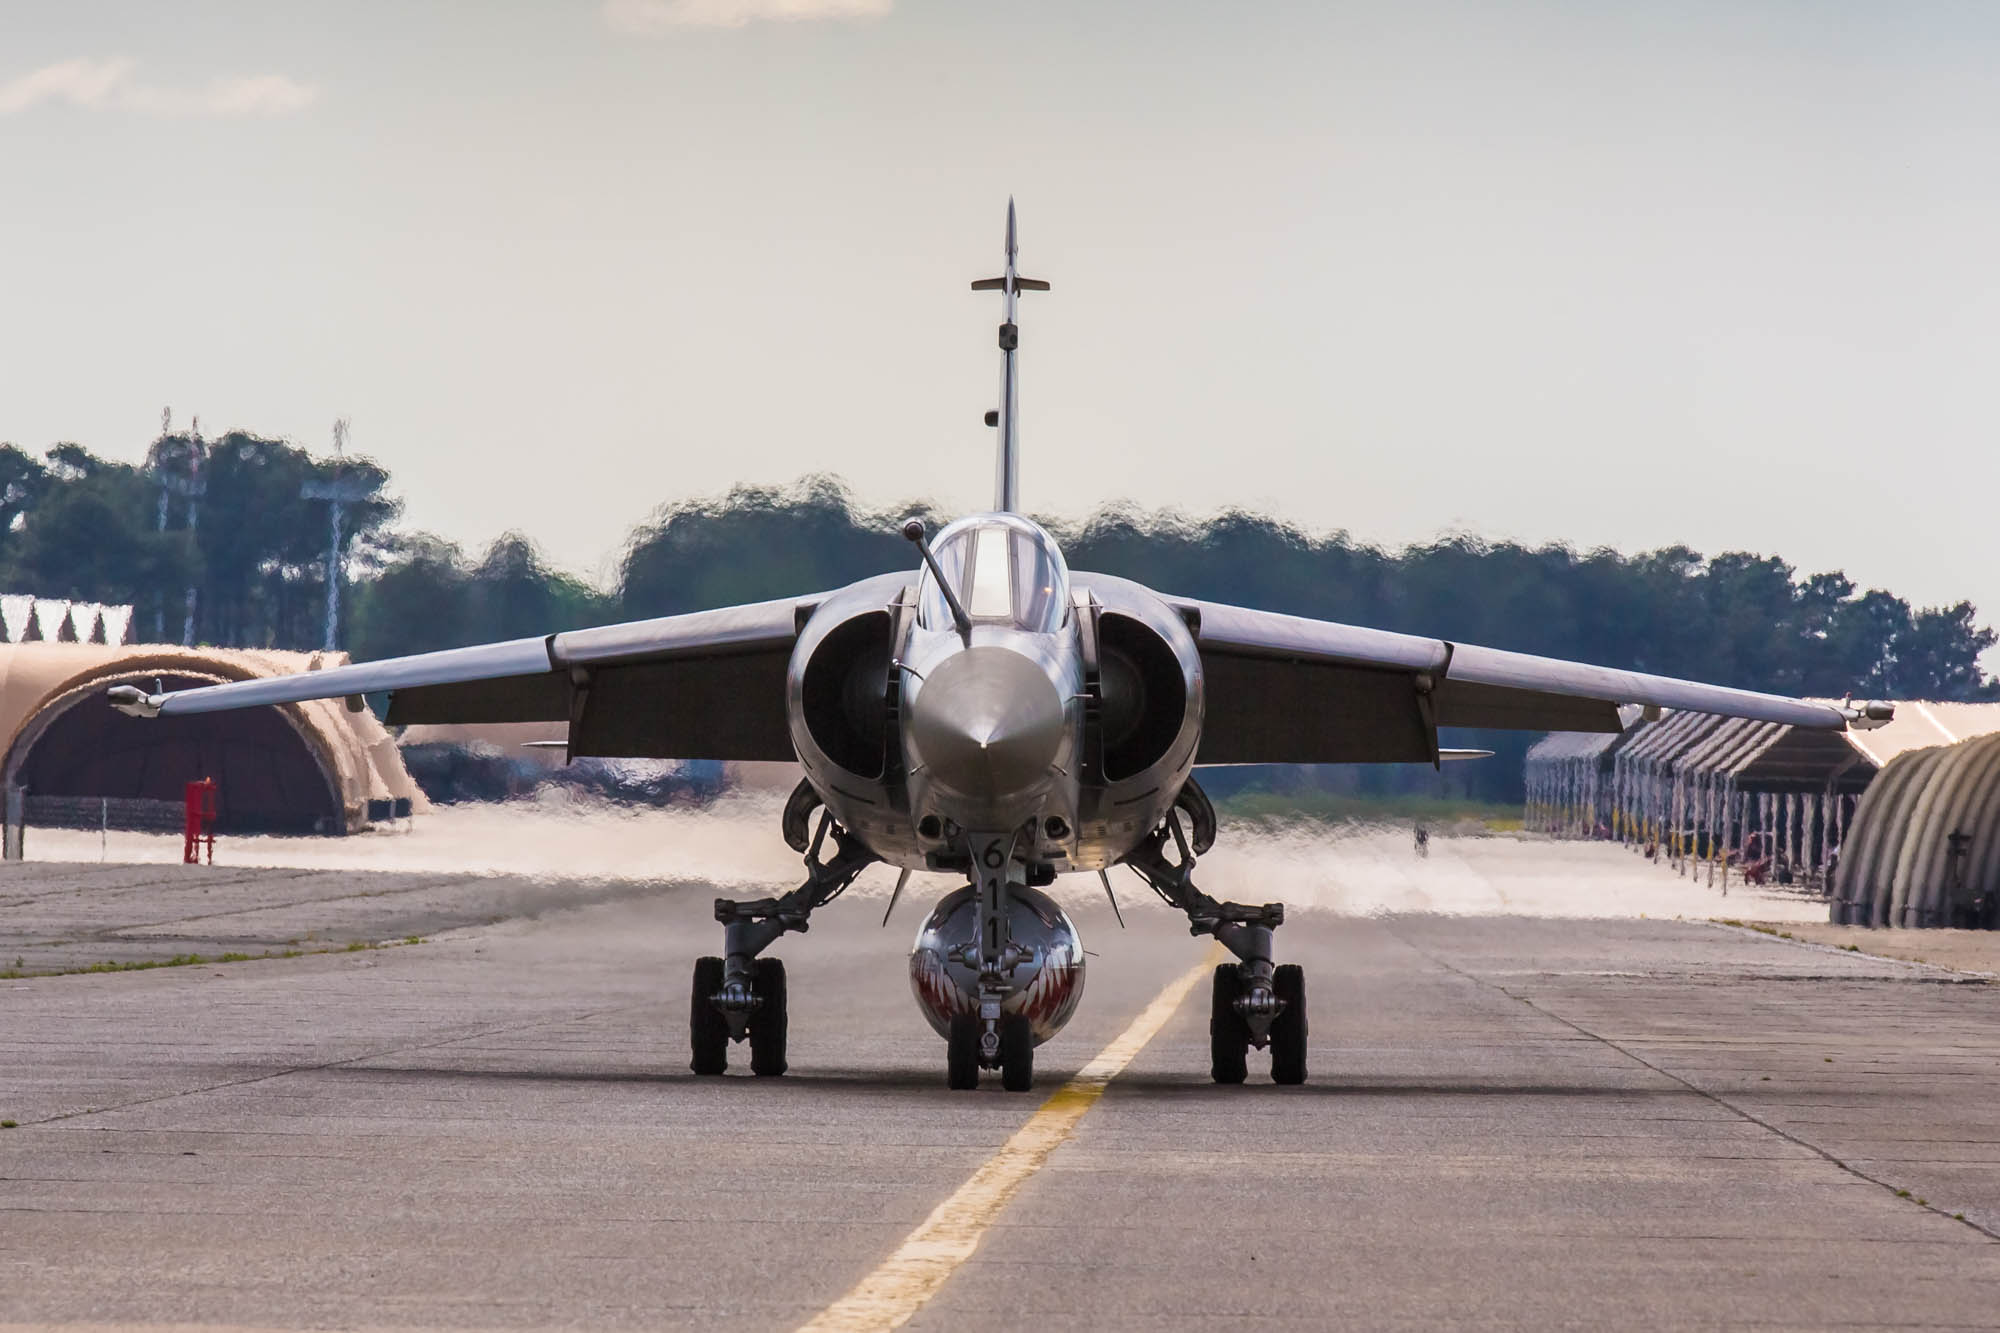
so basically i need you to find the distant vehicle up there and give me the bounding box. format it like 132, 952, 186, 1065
111, 205, 1893, 1092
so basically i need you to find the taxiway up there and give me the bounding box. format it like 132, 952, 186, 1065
5, 854, 2000, 1329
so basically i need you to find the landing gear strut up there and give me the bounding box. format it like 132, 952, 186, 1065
1125, 796, 1307, 1086
691, 811, 873, 1077
943, 827, 1040, 1093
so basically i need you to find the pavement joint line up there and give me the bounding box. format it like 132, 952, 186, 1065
1386, 922, 2000, 1244
796, 943, 1223, 1333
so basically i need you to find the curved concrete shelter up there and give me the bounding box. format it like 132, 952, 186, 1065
0, 643, 425, 835
1528, 702, 2000, 903
1832, 707, 2000, 927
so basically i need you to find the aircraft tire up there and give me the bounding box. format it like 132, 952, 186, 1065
748, 958, 788, 1077
947, 1014, 981, 1090
690, 956, 728, 1076
1210, 964, 1249, 1085
1270, 963, 1308, 1085
998, 1014, 1035, 1092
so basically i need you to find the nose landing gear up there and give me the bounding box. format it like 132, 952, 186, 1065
937, 828, 1045, 1093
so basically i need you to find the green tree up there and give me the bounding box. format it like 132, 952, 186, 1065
1884, 602, 1998, 700
347, 534, 476, 661
187, 432, 397, 649
619, 475, 928, 618
470, 533, 614, 642
348, 532, 612, 661
0, 445, 50, 561
7, 446, 192, 611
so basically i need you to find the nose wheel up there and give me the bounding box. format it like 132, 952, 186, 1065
947, 1015, 981, 1089
999, 1015, 1035, 1092
945, 1012, 1036, 1092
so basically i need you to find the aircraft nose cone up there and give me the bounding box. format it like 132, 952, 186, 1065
910, 646, 1065, 799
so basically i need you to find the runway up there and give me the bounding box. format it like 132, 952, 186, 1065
6, 854, 2000, 1330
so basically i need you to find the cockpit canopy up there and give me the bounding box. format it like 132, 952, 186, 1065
917, 514, 1070, 635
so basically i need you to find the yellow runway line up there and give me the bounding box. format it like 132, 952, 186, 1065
797, 945, 1223, 1333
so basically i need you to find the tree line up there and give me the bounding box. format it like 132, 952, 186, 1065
589, 475, 1992, 705
0, 432, 395, 650
3, 441, 1990, 802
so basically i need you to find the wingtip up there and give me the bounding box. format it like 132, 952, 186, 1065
107, 684, 162, 720
1842, 699, 1896, 730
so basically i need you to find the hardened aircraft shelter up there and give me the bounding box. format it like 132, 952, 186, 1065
1829, 704, 2000, 927
0, 643, 424, 835
1526, 702, 2000, 900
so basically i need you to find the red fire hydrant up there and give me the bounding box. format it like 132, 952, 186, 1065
183, 778, 217, 865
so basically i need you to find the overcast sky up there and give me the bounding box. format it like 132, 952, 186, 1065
3, 1, 1996, 622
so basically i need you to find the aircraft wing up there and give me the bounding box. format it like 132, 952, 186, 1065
1163, 594, 1886, 765
108, 594, 823, 760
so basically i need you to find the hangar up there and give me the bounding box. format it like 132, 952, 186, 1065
1830, 704, 2000, 927
0, 643, 424, 836
1526, 703, 2000, 897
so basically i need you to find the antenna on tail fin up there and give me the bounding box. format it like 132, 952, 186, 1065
971, 198, 1049, 513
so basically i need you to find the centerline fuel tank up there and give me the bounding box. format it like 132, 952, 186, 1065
908, 883, 1086, 1044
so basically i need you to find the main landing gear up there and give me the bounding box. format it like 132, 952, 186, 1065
1124, 789, 1308, 1086
691, 810, 873, 1077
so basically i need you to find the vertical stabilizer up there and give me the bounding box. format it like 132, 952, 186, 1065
971, 199, 1049, 512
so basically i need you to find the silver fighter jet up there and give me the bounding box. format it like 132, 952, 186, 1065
111, 202, 1893, 1092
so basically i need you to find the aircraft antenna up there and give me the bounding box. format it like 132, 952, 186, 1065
970, 198, 1049, 512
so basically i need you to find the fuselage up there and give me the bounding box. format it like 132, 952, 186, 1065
785, 513, 1204, 875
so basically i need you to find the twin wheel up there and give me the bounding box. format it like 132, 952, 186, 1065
688, 956, 788, 1077
1211, 963, 1308, 1085
946, 1013, 1036, 1093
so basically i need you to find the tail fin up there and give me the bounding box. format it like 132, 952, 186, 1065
971, 198, 1049, 512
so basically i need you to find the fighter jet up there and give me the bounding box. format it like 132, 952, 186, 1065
110, 202, 1893, 1092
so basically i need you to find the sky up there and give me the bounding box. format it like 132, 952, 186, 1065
2, 1, 1997, 619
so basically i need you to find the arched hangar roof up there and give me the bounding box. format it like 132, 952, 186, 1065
0, 644, 426, 835
1547, 701, 2000, 799
1833, 724, 2000, 928
1524, 731, 1625, 766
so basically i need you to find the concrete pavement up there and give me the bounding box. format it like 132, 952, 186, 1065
5, 859, 2000, 1329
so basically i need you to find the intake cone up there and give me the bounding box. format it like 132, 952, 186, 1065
908, 646, 1064, 800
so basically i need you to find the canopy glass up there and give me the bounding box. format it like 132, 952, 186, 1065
918, 514, 1069, 635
